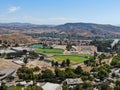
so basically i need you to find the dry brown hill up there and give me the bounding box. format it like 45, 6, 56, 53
1, 22, 120, 38
0, 33, 40, 46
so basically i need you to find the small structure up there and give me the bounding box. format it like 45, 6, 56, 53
0, 81, 1, 86
19, 81, 27, 86
36, 82, 45, 87
5, 82, 14, 87
0, 49, 16, 55
11, 47, 33, 52
0, 72, 5, 76
66, 78, 83, 86
0, 68, 16, 80
113, 69, 120, 77
94, 78, 101, 82
13, 60, 24, 65
111, 39, 119, 48
42, 82, 62, 90
27, 81, 33, 86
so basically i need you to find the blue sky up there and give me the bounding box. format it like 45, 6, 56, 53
0, 0, 120, 25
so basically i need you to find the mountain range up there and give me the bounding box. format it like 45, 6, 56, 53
0, 22, 120, 37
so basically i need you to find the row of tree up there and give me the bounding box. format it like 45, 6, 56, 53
51, 59, 70, 67
17, 65, 91, 83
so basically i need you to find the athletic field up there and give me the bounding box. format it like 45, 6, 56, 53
35, 48, 64, 54
48, 54, 91, 63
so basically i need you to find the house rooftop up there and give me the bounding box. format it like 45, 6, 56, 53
0, 68, 15, 80
66, 78, 83, 85
42, 82, 62, 90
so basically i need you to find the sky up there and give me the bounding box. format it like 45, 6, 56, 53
0, 0, 120, 25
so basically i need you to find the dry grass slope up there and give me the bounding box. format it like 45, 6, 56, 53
0, 33, 40, 45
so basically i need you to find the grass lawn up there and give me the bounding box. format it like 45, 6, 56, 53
81, 47, 91, 50
35, 48, 64, 54
29, 44, 43, 48
7, 86, 22, 90
48, 54, 91, 63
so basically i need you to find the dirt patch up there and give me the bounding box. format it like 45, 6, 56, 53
26, 60, 51, 69
81, 63, 92, 72
0, 33, 40, 46
0, 58, 21, 70
72, 63, 92, 72
54, 45, 66, 50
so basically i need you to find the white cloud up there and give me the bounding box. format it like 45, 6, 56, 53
8, 6, 20, 13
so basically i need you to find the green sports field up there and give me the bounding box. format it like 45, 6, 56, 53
35, 48, 91, 63
48, 54, 91, 63
7, 86, 22, 90
35, 48, 64, 54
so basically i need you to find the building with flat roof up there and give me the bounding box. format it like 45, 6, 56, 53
42, 82, 62, 90
66, 78, 83, 86
0, 49, 16, 55
11, 47, 33, 52
113, 69, 120, 77
0, 68, 15, 80
13, 60, 24, 65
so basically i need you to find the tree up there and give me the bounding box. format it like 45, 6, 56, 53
99, 81, 110, 90
34, 66, 40, 72
17, 67, 34, 80
61, 60, 66, 67
55, 68, 60, 77
51, 60, 55, 67
94, 52, 97, 59
43, 43, 48, 48
115, 79, 120, 90
55, 61, 59, 67
23, 49, 27, 55
62, 85, 71, 90
0, 40, 2, 44
111, 54, 120, 67
98, 69, 109, 80
88, 76, 94, 81
38, 74, 42, 80
39, 56, 44, 60
8, 76, 15, 81
83, 82, 93, 90
0, 83, 7, 90
66, 59, 70, 66
84, 56, 96, 67
75, 66, 83, 75
66, 43, 72, 51
23, 57, 28, 65
98, 53, 106, 65
65, 68, 77, 78
55, 68, 65, 79
14, 43, 19, 47
42, 69, 54, 79
74, 84, 83, 90
29, 51, 39, 59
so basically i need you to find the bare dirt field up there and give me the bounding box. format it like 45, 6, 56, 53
54, 45, 66, 50
72, 63, 92, 72
26, 60, 51, 69
0, 58, 21, 70
81, 63, 92, 72
26, 60, 52, 74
